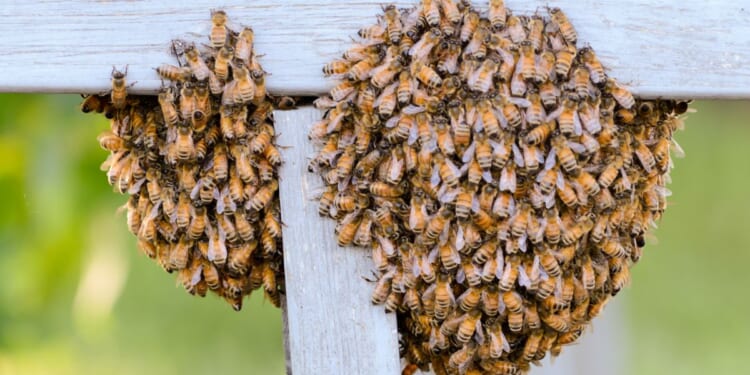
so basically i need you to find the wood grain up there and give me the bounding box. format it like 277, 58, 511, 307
276, 107, 401, 375
0, 1, 748, 98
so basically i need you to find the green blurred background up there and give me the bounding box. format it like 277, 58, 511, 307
0, 95, 747, 375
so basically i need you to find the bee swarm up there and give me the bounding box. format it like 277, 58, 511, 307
310, 1, 688, 374
83, 11, 284, 311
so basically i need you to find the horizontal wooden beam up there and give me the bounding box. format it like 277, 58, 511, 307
0, 0, 748, 98
276, 107, 401, 375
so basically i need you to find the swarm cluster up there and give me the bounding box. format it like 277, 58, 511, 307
82, 11, 284, 311
310, 1, 688, 373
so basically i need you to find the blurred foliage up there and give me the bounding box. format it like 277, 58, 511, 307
0, 94, 284, 375
0, 95, 747, 375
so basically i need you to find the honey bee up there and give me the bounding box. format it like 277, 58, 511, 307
549, 7, 577, 44
469, 56, 499, 93
184, 44, 210, 81
600, 238, 627, 258
158, 88, 179, 126
168, 236, 191, 270
561, 216, 593, 246
633, 138, 656, 173
249, 180, 278, 211
456, 310, 481, 344
573, 66, 591, 99
612, 264, 631, 293
410, 28, 441, 61
211, 46, 232, 80
232, 64, 256, 104
234, 27, 255, 63
383, 5, 403, 43
411, 61, 442, 88
155, 63, 191, 82
522, 92, 544, 127
521, 329, 543, 361
348, 54, 379, 82
424, 206, 453, 245
460, 10, 480, 42
554, 45, 576, 78
110, 66, 129, 109
551, 135, 580, 175
372, 58, 403, 89
434, 273, 455, 320
506, 15, 526, 44
538, 81, 560, 108
499, 255, 520, 291
376, 82, 398, 117
575, 170, 601, 196
605, 78, 635, 109
421, 0, 441, 26
536, 248, 561, 278
488, 0, 507, 30
432, 117, 456, 156
97, 130, 125, 152
184, 204, 207, 240
176, 125, 195, 161
580, 47, 605, 84
209, 10, 228, 48
179, 84, 195, 121
353, 210, 374, 247
436, 153, 461, 188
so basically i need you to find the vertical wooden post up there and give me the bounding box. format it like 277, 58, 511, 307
275, 107, 401, 375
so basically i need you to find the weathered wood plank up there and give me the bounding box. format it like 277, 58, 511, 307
276, 107, 401, 375
0, 1, 748, 98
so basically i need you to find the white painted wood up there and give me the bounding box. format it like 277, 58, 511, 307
0, 1, 748, 98
275, 107, 401, 375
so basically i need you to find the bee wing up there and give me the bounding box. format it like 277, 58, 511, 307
568, 141, 587, 154
402, 104, 425, 115
471, 196, 481, 214
546, 105, 564, 122
573, 110, 583, 136
128, 178, 146, 195
431, 165, 441, 187
517, 263, 531, 288
499, 165, 516, 192
385, 114, 400, 129
409, 203, 420, 230
456, 268, 466, 284
474, 320, 485, 345
671, 139, 686, 158
313, 96, 336, 109
462, 140, 477, 164
508, 97, 531, 108
495, 251, 505, 279
337, 174, 351, 192
408, 120, 419, 145
511, 72, 526, 96
511, 143, 525, 167
440, 188, 459, 204
545, 191, 556, 209
483, 170, 493, 183
517, 233, 528, 253
455, 224, 466, 252
439, 220, 451, 245
620, 168, 631, 189
473, 115, 484, 133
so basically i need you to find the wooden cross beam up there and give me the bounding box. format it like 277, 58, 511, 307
1, 1, 748, 375
0, 0, 748, 98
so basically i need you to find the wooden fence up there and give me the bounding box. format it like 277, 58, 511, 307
0, 1, 748, 374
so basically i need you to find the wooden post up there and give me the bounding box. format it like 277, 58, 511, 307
275, 107, 401, 375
